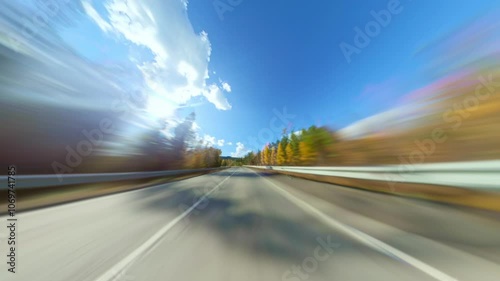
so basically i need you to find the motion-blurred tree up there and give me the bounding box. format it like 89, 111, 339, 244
277, 141, 286, 165
171, 112, 196, 167
290, 131, 301, 164
262, 145, 270, 165
242, 151, 259, 165
285, 142, 293, 165
299, 140, 315, 165
271, 146, 277, 165
296, 126, 337, 165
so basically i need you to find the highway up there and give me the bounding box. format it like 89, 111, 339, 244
2, 167, 500, 281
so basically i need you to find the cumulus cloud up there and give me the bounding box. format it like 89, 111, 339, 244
227, 142, 233, 146
201, 134, 225, 147
217, 139, 225, 147
221, 82, 232, 92
84, 0, 232, 115
203, 134, 216, 146
191, 121, 201, 132
204, 84, 232, 110
231, 142, 250, 158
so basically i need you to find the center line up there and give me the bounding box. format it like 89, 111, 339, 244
94, 168, 236, 281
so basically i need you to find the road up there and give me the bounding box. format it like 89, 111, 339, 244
2, 167, 500, 281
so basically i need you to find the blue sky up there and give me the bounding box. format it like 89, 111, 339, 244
191, 0, 497, 155
35, 0, 500, 156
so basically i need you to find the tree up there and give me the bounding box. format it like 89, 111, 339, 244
295, 126, 338, 166
262, 145, 270, 165
137, 112, 198, 170
290, 131, 301, 164
249, 126, 337, 167
277, 134, 290, 165
299, 140, 316, 165
186, 146, 221, 168
244, 151, 260, 165
271, 146, 277, 165
277, 141, 286, 165
171, 112, 196, 167
285, 142, 293, 164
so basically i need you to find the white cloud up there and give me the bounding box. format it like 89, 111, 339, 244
201, 134, 226, 147
287, 130, 302, 138
231, 142, 250, 158
204, 84, 232, 110
203, 134, 216, 146
217, 139, 225, 147
82, 0, 113, 33
191, 121, 201, 131
227, 142, 233, 146
221, 82, 232, 92
178, 61, 199, 83
84, 0, 232, 116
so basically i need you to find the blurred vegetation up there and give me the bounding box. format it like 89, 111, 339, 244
4, 63, 498, 173
77, 112, 223, 172
242, 64, 500, 167
1, 110, 222, 174
244, 126, 339, 167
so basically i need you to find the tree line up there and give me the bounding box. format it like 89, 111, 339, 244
136, 112, 222, 171
239, 62, 500, 167
240, 126, 338, 166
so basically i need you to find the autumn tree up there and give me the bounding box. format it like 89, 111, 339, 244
285, 142, 293, 164
277, 141, 286, 165
296, 126, 337, 166
262, 145, 270, 165
299, 141, 315, 165
252, 127, 337, 167
255, 150, 262, 165
270, 146, 277, 165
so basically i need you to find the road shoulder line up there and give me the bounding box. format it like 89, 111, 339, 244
249, 168, 458, 281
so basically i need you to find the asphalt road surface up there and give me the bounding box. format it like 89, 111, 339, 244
2, 167, 500, 281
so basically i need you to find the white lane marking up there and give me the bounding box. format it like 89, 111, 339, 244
94, 168, 237, 281
250, 168, 458, 281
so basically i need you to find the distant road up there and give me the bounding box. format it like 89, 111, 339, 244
2, 167, 500, 280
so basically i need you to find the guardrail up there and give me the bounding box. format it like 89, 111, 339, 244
0, 168, 225, 190
246, 160, 500, 190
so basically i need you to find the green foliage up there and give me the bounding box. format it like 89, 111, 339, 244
242, 151, 259, 165
285, 142, 293, 164
296, 126, 337, 165
250, 126, 337, 167
289, 131, 301, 164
